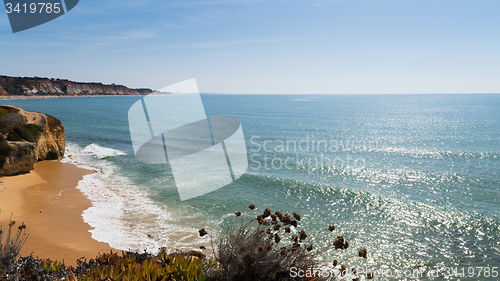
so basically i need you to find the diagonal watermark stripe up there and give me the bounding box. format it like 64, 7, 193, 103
128, 79, 248, 201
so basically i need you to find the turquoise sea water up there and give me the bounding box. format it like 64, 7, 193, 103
2, 94, 499, 280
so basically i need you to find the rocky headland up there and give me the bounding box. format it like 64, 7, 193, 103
0, 105, 65, 175
0, 75, 152, 97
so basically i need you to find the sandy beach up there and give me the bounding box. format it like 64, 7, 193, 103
0, 160, 116, 266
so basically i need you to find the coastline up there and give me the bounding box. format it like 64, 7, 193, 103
0, 94, 148, 100
0, 161, 117, 266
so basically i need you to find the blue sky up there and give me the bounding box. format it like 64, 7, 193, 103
1, 0, 499, 94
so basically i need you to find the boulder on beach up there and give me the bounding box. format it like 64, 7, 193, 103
0, 105, 65, 176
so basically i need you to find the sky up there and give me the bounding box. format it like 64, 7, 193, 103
1, 0, 499, 94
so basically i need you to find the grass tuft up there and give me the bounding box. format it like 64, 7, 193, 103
0, 215, 29, 272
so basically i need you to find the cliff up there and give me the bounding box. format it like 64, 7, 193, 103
0, 75, 152, 97
0, 105, 65, 176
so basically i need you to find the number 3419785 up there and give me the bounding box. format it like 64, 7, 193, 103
5, 2, 62, 14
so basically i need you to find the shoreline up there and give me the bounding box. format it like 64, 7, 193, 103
0, 94, 149, 100
0, 161, 117, 266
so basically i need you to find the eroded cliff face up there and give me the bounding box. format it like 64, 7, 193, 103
0, 85, 7, 95
0, 105, 65, 176
0, 75, 152, 97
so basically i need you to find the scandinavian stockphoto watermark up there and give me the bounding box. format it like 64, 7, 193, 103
289, 266, 358, 279
4, 0, 79, 33
249, 135, 377, 174
128, 79, 248, 201
290, 266, 500, 279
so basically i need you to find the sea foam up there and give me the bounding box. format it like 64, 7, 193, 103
62, 143, 209, 253
81, 143, 127, 159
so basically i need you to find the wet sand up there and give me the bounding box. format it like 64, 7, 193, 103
0, 161, 117, 266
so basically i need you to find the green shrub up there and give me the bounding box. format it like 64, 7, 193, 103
0, 108, 8, 117
59, 250, 211, 281
5, 131, 21, 141
6, 124, 38, 142
2, 247, 211, 281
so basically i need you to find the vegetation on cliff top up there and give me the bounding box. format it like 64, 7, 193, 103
0, 105, 65, 175
6, 124, 39, 142
0, 108, 9, 118
0, 75, 152, 97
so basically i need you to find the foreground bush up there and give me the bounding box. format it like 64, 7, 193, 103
1, 218, 212, 281
59, 250, 214, 281
1, 205, 371, 280
201, 204, 369, 281
0, 217, 28, 271
1, 249, 212, 281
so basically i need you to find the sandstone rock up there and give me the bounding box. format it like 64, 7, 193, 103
0, 85, 7, 95
0, 105, 65, 176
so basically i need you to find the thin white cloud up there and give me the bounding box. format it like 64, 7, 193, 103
0, 41, 63, 46
0, 29, 160, 47
106, 0, 155, 8
103, 30, 160, 41
167, 0, 283, 7
135, 37, 305, 49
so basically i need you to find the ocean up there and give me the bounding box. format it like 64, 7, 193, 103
2, 94, 499, 280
